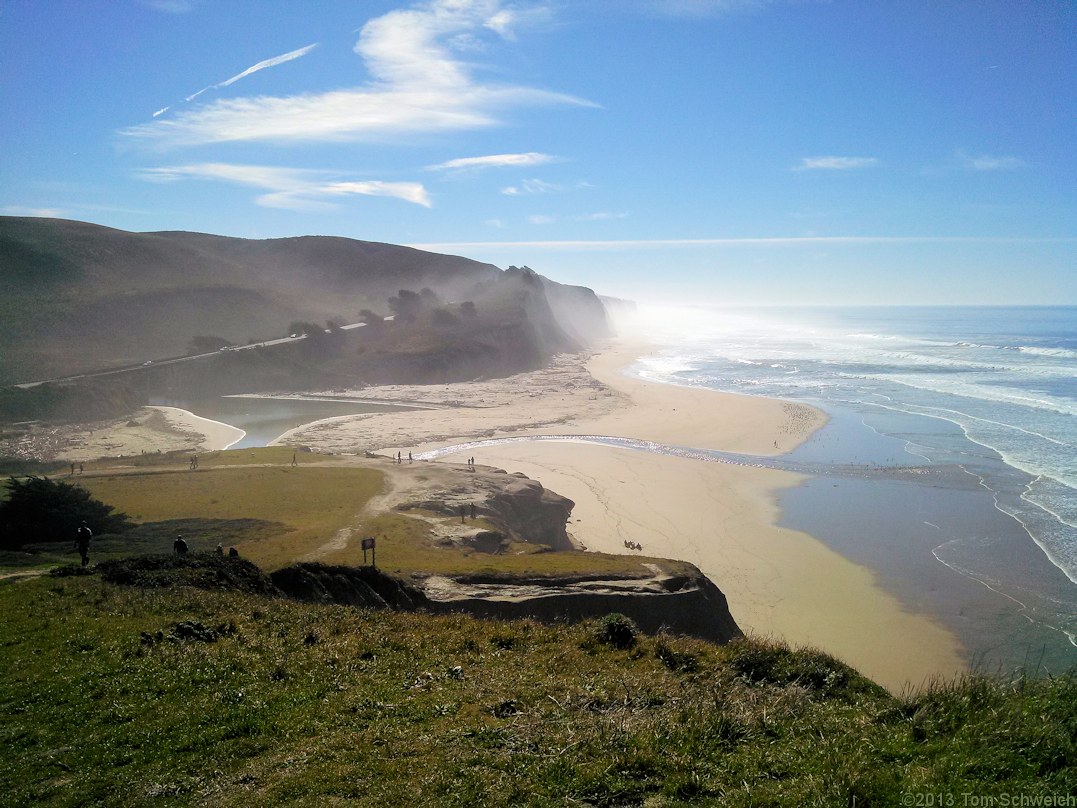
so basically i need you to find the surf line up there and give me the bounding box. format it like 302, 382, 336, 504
414, 434, 953, 482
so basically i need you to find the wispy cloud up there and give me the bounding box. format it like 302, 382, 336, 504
407, 236, 1075, 251
181, 44, 319, 104
139, 163, 431, 211
1, 206, 66, 218
123, 1, 592, 148
575, 211, 628, 221
430, 152, 558, 172
502, 178, 563, 195
959, 152, 1028, 171
141, 0, 197, 13
796, 156, 879, 171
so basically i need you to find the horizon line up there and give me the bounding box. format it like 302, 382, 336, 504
406, 236, 1077, 251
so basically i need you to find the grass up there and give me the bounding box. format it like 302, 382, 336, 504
76, 464, 383, 570
3, 446, 680, 582
0, 571, 1072, 807
355, 511, 685, 581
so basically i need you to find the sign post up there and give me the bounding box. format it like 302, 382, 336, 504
361, 536, 376, 568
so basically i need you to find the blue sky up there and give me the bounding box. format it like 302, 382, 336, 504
2, 0, 1073, 305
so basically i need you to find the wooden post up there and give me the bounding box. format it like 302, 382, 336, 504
361, 536, 376, 568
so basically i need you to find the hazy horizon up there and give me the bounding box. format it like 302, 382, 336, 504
2, 0, 1073, 306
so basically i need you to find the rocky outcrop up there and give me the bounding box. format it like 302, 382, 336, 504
420, 565, 742, 644
485, 477, 576, 551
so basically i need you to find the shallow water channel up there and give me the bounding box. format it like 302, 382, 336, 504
153, 395, 418, 449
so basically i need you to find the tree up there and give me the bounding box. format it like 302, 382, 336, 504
0, 476, 133, 549
388, 290, 423, 323
432, 308, 459, 327
460, 301, 477, 318
358, 309, 383, 328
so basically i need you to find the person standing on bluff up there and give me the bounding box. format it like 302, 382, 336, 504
75, 521, 92, 567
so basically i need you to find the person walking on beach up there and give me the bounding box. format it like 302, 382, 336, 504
291, 453, 298, 467
173, 535, 188, 555
75, 522, 92, 567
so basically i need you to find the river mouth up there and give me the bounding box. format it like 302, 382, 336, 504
152, 395, 424, 449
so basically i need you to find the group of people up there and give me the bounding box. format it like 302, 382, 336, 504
466, 456, 476, 470
188, 455, 199, 470
73, 523, 239, 567
394, 451, 414, 464
173, 535, 239, 557
623, 539, 643, 552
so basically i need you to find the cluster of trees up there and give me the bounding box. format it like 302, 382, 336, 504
385, 289, 476, 327
0, 476, 132, 550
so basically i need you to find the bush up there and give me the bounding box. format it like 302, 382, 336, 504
0, 475, 133, 549
593, 613, 639, 650
726, 638, 885, 700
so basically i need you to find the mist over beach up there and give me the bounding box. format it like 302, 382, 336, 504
617, 303, 1077, 672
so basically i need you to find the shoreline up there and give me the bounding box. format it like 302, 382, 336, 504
34, 340, 970, 690
385, 340, 968, 691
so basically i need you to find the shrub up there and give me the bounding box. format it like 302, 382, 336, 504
593, 613, 639, 650
0, 475, 133, 549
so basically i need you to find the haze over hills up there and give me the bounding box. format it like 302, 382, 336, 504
0, 217, 611, 393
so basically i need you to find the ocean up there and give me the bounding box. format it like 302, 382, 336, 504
630, 305, 1077, 674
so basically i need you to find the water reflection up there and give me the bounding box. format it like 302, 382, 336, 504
152, 395, 419, 449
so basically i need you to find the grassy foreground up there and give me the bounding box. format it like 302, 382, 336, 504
1, 569, 1073, 807
5, 447, 679, 581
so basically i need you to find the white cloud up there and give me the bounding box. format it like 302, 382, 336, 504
502, 178, 563, 195
139, 163, 431, 210
1, 206, 66, 218
123, 1, 592, 147
141, 0, 197, 13
154, 44, 319, 116
407, 236, 1075, 251
218, 44, 319, 89
575, 211, 628, 221
796, 156, 879, 171
959, 153, 1028, 171
527, 214, 557, 225
430, 152, 558, 171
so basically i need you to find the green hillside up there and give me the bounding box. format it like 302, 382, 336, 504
1, 568, 1072, 807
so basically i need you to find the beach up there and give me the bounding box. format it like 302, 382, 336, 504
4, 406, 245, 463
48, 341, 971, 691
280, 340, 968, 691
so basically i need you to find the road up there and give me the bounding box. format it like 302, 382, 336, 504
12, 316, 394, 389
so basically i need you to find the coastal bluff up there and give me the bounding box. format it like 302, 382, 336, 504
277, 457, 743, 645
271, 559, 742, 646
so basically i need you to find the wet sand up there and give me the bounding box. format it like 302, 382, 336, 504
53, 340, 971, 690
392, 344, 968, 692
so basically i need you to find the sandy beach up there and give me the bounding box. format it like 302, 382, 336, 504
38, 341, 969, 691
274, 340, 966, 691
1, 406, 245, 463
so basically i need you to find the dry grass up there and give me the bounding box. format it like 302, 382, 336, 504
79, 464, 383, 570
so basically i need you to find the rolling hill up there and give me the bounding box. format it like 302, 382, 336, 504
0, 217, 609, 390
